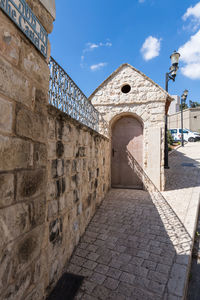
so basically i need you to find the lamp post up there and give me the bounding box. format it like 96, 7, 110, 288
164, 50, 180, 169
181, 89, 189, 147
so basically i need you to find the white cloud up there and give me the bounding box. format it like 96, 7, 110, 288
139, 0, 145, 3
82, 41, 112, 55
182, 2, 200, 31
178, 29, 200, 79
183, 2, 200, 21
141, 36, 161, 61
90, 62, 107, 71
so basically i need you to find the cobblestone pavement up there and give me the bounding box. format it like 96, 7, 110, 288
66, 143, 200, 300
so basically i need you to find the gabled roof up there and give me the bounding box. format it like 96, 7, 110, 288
89, 63, 174, 106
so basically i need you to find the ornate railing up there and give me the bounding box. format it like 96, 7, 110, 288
49, 56, 108, 135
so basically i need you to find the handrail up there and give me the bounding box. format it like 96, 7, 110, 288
48, 56, 108, 135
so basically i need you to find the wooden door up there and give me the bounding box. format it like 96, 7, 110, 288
111, 116, 143, 189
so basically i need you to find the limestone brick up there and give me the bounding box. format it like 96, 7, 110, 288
0, 12, 21, 66
0, 173, 14, 208
0, 56, 34, 109
16, 106, 46, 142
20, 42, 50, 87
16, 169, 45, 200
0, 97, 13, 134
0, 136, 33, 171
0, 197, 45, 249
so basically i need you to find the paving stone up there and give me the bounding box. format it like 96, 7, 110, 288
106, 267, 122, 279
156, 263, 171, 275
104, 277, 119, 290
92, 285, 111, 299
94, 264, 109, 275
86, 252, 100, 261
148, 280, 165, 295
82, 260, 97, 270
66, 143, 200, 300
70, 255, 86, 267
79, 268, 93, 277
117, 282, 133, 297
142, 260, 157, 271
90, 272, 106, 285
67, 263, 81, 274
75, 248, 89, 258
87, 244, 98, 252
148, 270, 168, 284
167, 263, 187, 297
120, 272, 135, 284
80, 280, 96, 293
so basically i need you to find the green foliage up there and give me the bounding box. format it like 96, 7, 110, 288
167, 130, 174, 145
189, 100, 200, 108
180, 102, 188, 110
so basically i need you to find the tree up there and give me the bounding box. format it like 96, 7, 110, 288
189, 100, 200, 108
179, 102, 188, 110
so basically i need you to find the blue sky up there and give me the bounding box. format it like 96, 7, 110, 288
50, 0, 200, 104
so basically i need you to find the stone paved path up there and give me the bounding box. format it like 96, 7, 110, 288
66, 143, 200, 300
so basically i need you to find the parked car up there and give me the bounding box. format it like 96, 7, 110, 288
169, 128, 200, 142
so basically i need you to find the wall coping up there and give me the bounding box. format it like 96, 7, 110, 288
39, 0, 56, 19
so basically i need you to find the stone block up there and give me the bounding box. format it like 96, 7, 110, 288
0, 136, 33, 171
48, 200, 58, 219
0, 196, 45, 248
16, 169, 45, 200
21, 42, 49, 86
167, 263, 187, 297
48, 141, 56, 158
64, 143, 74, 158
0, 225, 44, 292
0, 97, 13, 133
0, 56, 33, 108
51, 159, 64, 178
0, 11, 21, 66
0, 173, 14, 208
49, 218, 62, 245
47, 115, 56, 140
33, 143, 47, 167
16, 107, 46, 142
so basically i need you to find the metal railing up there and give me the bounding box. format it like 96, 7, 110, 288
49, 56, 108, 135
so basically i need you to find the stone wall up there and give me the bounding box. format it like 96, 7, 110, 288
0, 1, 110, 299
0, 0, 53, 298
168, 108, 200, 132
89, 64, 172, 191
46, 105, 110, 293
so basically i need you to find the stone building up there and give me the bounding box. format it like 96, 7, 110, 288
89, 64, 173, 191
168, 107, 200, 132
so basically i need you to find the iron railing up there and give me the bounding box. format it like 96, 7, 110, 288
49, 56, 108, 135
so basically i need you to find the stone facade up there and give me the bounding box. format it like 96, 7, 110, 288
0, 1, 110, 299
46, 106, 110, 293
168, 107, 200, 133
89, 64, 173, 191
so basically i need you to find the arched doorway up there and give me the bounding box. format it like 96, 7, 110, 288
111, 116, 143, 189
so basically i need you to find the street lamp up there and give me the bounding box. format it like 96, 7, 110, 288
181, 89, 189, 147
164, 50, 180, 169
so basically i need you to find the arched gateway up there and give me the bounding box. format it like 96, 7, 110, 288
111, 116, 143, 189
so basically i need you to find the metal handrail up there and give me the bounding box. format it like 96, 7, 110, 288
49, 56, 108, 135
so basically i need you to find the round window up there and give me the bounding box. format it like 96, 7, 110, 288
121, 84, 131, 94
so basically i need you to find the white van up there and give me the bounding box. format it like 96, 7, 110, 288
169, 128, 200, 142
